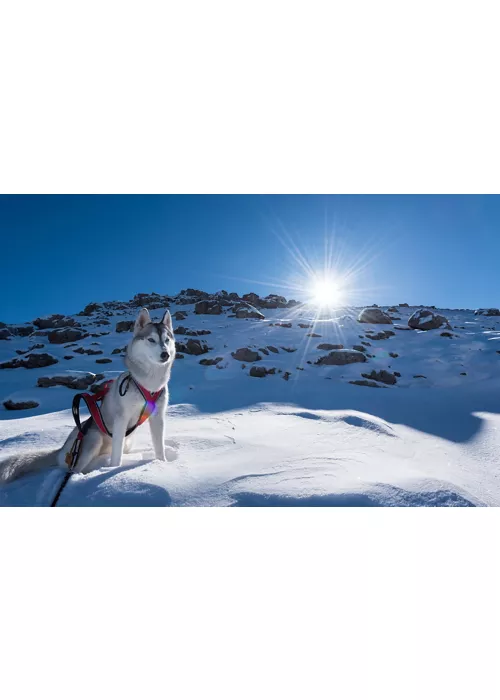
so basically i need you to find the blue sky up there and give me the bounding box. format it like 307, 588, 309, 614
1, 194, 499, 322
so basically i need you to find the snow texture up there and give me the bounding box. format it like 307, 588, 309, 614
1, 301, 500, 506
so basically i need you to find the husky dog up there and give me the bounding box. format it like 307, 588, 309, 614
0, 308, 176, 483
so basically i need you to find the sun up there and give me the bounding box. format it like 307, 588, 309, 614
310, 278, 344, 307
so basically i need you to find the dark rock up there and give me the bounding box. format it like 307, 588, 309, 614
3, 399, 40, 410
280, 346, 297, 353
242, 293, 260, 306
37, 372, 103, 389
283, 371, 291, 381
399, 303, 410, 307
349, 380, 385, 388
0, 353, 59, 370
7, 324, 35, 337
440, 332, 453, 338
274, 322, 292, 328
173, 311, 188, 321
199, 357, 224, 366
389, 352, 399, 358
358, 308, 393, 324
267, 346, 279, 354
317, 343, 344, 350
231, 347, 262, 362
475, 308, 500, 316
74, 347, 103, 355
315, 350, 366, 366
95, 358, 112, 364
0, 328, 13, 340
116, 320, 135, 333
194, 300, 223, 315
361, 369, 397, 385
64, 355, 74, 360
352, 345, 366, 352
175, 339, 210, 356
112, 347, 126, 355
408, 309, 448, 331
259, 348, 270, 356
233, 304, 265, 320
387, 307, 399, 313
307, 333, 322, 338
298, 323, 312, 328
249, 366, 274, 377
48, 327, 88, 344
33, 314, 81, 330
365, 330, 396, 341
413, 375, 427, 379
173, 326, 211, 336
79, 302, 102, 316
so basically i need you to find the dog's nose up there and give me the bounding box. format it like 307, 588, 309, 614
161, 351, 169, 361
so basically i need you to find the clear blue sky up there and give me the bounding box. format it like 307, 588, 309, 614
1, 194, 499, 322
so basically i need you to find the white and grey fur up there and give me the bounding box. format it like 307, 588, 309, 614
0, 308, 176, 483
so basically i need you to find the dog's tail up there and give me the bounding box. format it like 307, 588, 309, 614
0, 449, 61, 484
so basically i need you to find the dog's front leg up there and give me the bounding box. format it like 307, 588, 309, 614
110, 415, 127, 467
149, 411, 166, 461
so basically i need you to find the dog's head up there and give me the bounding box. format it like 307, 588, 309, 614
131, 308, 176, 365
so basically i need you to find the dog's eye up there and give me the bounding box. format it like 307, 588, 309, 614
148, 338, 156, 343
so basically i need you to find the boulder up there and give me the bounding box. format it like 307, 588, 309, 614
199, 357, 224, 366
79, 302, 102, 316
249, 366, 276, 378
315, 349, 366, 366
0, 328, 12, 340
173, 326, 211, 336
48, 327, 88, 344
33, 314, 81, 329
74, 347, 103, 355
37, 372, 104, 390
349, 380, 385, 388
234, 304, 265, 320
194, 300, 223, 315
0, 353, 58, 370
361, 369, 397, 385
408, 309, 448, 331
3, 399, 40, 410
175, 339, 210, 356
242, 293, 261, 306
475, 308, 500, 316
231, 348, 262, 362
173, 310, 188, 321
317, 343, 344, 350
116, 320, 135, 333
7, 324, 35, 337
365, 330, 395, 341
95, 358, 112, 364
358, 308, 393, 324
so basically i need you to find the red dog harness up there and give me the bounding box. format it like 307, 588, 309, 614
64, 374, 164, 470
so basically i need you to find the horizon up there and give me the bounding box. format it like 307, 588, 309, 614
1, 194, 499, 322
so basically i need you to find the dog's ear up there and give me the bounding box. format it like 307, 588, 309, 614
134, 307, 150, 334
161, 309, 173, 331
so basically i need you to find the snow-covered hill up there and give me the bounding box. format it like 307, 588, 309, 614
2, 290, 500, 506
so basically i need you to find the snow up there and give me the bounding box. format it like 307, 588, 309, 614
2, 302, 500, 506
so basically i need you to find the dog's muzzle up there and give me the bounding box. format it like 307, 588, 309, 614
160, 351, 169, 362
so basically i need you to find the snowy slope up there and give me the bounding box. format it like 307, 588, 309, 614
2, 294, 500, 506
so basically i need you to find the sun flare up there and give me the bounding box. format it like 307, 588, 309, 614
310, 279, 344, 307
